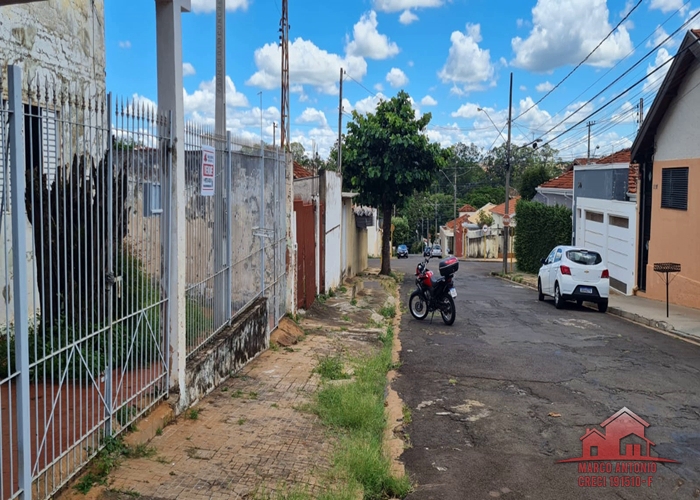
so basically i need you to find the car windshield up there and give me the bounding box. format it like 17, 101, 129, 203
566, 250, 602, 265
398, 245, 407, 250
434, 245, 441, 249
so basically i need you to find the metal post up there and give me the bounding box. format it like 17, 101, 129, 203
8, 64, 32, 500
105, 93, 115, 435
260, 92, 265, 296
213, 0, 226, 328
666, 272, 670, 318
225, 131, 232, 320
338, 68, 343, 174
503, 72, 513, 275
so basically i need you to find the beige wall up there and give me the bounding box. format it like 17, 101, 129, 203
644, 158, 700, 309
0, 0, 106, 98
341, 201, 368, 279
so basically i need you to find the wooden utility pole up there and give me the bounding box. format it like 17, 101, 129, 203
586, 121, 595, 164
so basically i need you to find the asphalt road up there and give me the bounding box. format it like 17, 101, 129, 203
380, 256, 700, 500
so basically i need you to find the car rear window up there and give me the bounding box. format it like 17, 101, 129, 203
566, 250, 602, 265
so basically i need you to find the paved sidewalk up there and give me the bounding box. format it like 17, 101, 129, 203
60, 270, 399, 500
495, 272, 700, 342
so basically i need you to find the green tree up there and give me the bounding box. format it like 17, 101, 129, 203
464, 186, 505, 210
476, 210, 494, 227
519, 164, 553, 201
391, 216, 411, 246
343, 90, 445, 275
290, 142, 309, 166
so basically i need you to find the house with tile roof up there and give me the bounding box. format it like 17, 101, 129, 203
572, 148, 638, 295
534, 169, 575, 208
630, 29, 700, 309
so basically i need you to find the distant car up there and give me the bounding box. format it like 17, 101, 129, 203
537, 245, 609, 312
397, 244, 409, 259
431, 244, 443, 258
424, 246, 432, 257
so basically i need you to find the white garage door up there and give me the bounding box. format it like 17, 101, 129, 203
576, 198, 636, 295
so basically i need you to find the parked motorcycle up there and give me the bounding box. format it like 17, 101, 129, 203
409, 255, 459, 325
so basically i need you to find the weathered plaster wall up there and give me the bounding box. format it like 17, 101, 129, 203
184, 298, 268, 407
322, 171, 342, 291
0, 0, 106, 98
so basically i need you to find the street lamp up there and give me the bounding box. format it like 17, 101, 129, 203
477, 108, 508, 144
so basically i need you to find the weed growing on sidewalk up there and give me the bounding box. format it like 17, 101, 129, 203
379, 305, 396, 319
312, 324, 412, 499
314, 355, 350, 380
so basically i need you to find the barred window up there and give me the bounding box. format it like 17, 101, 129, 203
661, 167, 688, 210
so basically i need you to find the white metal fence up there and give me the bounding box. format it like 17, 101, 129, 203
0, 64, 287, 500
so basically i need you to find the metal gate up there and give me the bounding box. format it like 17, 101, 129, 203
0, 65, 171, 499
294, 200, 316, 310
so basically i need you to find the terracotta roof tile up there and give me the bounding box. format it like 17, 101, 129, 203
458, 203, 477, 213
595, 148, 631, 165
628, 165, 638, 194
490, 196, 521, 217
293, 161, 313, 179
445, 214, 470, 229
538, 170, 574, 190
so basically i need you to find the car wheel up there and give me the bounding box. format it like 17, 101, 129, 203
554, 283, 564, 309
537, 279, 544, 301
598, 300, 608, 313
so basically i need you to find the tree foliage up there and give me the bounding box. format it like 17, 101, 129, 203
463, 186, 505, 210
343, 90, 445, 274
476, 210, 494, 227
514, 199, 572, 274
391, 216, 411, 246
519, 164, 553, 201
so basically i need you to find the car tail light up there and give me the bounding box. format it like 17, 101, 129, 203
601, 269, 609, 279
560, 265, 571, 275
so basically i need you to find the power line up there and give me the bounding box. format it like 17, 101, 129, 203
513, 0, 643, 122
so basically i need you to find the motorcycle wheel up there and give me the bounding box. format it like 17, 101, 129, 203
440, 294, 456, 326
409, 290, 429, 321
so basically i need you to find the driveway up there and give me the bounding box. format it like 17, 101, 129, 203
383, 256, 700, 499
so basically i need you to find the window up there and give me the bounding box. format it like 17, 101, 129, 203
609, 216, 629, 228
545, 248, 556, 264
591, 446, 598, 457
566, 250, 602, 265
661, 167, 688, 210
554, 249, 563, 263
585, 211, 604, 223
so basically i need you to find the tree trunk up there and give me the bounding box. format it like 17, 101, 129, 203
380, 204, 392, 275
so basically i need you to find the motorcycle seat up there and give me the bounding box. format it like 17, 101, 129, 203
430, 275, 444, 286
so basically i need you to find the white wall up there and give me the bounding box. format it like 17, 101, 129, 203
366, 208, 382, 257
575, 197, 637, 295
324, 172, 342, 291
655, 59, 700, 161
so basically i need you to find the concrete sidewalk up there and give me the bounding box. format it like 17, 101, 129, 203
494, 272, 700, 342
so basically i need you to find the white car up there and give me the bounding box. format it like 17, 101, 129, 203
431, 244, 443, 258
537, 245, 610, 312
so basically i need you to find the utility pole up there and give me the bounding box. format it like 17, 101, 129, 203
453, 164, 457, 252
279, 0, 290, 151
503, 72, 513, 275
639, 98, 644, 130
213, 0, 226, 327
338, 68, 344, 174
586, 121, 595, 164
434, 201, 438, 244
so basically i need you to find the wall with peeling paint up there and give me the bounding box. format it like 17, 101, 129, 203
0, 0, 106, 98
183, 298, 268, 409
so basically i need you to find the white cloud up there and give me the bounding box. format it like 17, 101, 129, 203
184, 76, 250, 119
247, 38, 367, 95
374, 83, 384, 92
191, 0, 249, 13
291, 127, 338, 159
408, 60, 414, 67
516, 18, 525, 28
346, 11, 400, 60
183, 62, 196, 76
373, 0, 443, 12
354, 93, 387, 115
386, 67, 409, 88
438, 24, 495, 92
649, 0, 687, 14
296, 107, 328, 127
421, 95, 438, 106
451, 103, 481, 119
536, 81, 554, 92
342, 98, 353, 113
511, 0, 633, 72
119, 40, 131, 49
643, 47, 673, 93
519, 85, 527, 91
399, 9, 419, 24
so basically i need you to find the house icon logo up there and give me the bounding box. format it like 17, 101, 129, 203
557, 407, 678, 463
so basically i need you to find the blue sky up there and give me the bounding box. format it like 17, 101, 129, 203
104, 0, 699, 160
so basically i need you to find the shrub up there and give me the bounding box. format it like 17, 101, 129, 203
514, 199, 572, 274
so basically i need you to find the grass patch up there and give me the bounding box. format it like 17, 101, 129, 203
338, 286, 348, 294
350, 299, 358, 306
231, 389, 244, 398
186, 408, 200, 420
270, 341, 281, 352
341, 314, 350, 322
314, 355, 350, 381
237, 418, 247, 425
379, 305, 396, 319
248, 391, 259, 400
311, 324, 412, 499
72, 436, 156, 494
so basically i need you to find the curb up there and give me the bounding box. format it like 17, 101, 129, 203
490, 273, 700, 343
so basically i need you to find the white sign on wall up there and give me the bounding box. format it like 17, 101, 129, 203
201, 144, 216, 196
